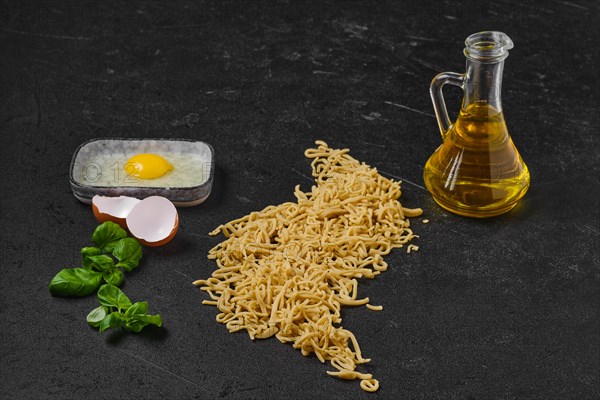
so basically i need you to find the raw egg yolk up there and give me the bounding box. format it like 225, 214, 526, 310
125, 153, 173, 179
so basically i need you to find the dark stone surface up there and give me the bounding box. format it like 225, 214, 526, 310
1, 1, 598, 399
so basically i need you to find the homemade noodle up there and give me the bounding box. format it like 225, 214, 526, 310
194, 141, 422, 392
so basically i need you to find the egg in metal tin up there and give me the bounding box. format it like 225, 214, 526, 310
80, 150, 201, 187
70, 139, 214, 206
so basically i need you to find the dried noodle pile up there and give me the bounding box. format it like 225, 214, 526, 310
194, 141, 422, 392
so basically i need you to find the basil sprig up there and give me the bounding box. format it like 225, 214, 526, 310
87, 285, 162, 333
49, 221, 142, 297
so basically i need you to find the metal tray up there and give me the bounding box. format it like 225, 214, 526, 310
70, 138, 214, 207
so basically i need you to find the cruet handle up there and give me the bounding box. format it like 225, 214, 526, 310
430, 72, 464, 139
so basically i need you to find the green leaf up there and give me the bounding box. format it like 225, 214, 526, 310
124, 319, 147, 333
125, 301, 149, 317
87, 306, 108, 328
113, 238, 143, 272
123, 301, 162, 333
49, 268, 103, 297
81, 247, 101, 269
97, 284, 132, 311
134, 314, 163, 327
103, 269, 124, 286
99, 312, 126, 332
88, 255, 115, 272
92, 221, 127, 252
125, 314, 163, 333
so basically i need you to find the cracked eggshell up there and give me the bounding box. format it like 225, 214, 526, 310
126, 196, 179, 247
92, 195, 141, 229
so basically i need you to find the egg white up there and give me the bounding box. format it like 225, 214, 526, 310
76, 153, 209, 188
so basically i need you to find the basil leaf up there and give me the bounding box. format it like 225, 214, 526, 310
103, 269, 124, 286
49, 268, 103, 297
125, 301, 149, 317
123, 301, 162, 332
81, 247, 101, 269
113, 238, 143, 272
97, 284, 132, 311
99, 312, 126, 332
134, 314, 162, 327
124, 319, 147, 333
87, 306, 108, 328
88, 255, 115, 272
125, 314, 163, 333
92, 221, 127, 252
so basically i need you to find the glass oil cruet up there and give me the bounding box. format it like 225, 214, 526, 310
423, 31, 530, 218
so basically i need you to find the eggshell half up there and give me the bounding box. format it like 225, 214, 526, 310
126, 196, 179, 247
92, 195, 141, 229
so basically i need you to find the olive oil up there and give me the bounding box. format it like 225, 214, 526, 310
423, 102, 529, 217
425, 31, 529, 217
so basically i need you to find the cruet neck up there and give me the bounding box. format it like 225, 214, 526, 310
461, 31, 513, 111
464, 31, 513, 63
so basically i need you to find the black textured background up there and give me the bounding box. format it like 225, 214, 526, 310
1, 1, 599, 399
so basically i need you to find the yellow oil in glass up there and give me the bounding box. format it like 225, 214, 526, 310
423, 102, 530, 217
